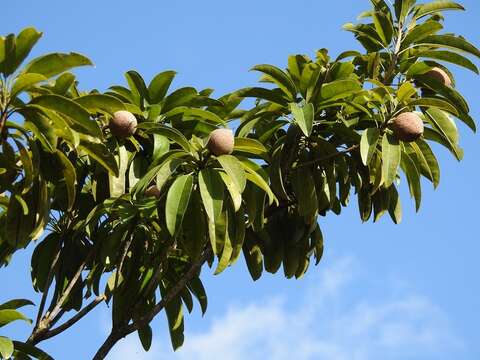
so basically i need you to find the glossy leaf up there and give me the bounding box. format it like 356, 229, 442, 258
166, 174, 193, 236
217, 155, 246, 193
11, 73, 47, 97
149, 70, 177, 103
24, 52, 93, 78
381, 133, 401, 187
290, 102, 314, 137
251, 64, 297, 100
360, 127, 380, 165
0, 336, 13, 360
413, 1, 464, 19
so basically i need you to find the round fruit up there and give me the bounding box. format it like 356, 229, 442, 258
390, 112, 424, 142
109, 111, 137, 138
425, 67, 452, 87
207, 128, 234, 156
145, 185, 161, 198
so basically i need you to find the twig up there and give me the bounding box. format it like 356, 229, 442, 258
34, 244, 61, 328
296, 144, 359, 168
32, 295, 106, 344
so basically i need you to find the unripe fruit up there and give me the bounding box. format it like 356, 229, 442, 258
109, 110, 137, 138
207, 128, 234, 156
145, 185, 161, 198
425, 67, 452, 87
390, 112, 424, 142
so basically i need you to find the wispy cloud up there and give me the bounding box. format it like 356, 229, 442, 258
107, 256, 464, 360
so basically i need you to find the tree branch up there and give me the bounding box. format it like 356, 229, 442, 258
91, 247, 212, 360
32, 295, 106, 344
34, 244, 61, 328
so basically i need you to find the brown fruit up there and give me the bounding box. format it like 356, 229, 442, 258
390, 112, 424, 142
109, 110, 137, 138
425, 67, 452, 87
145, 185, 161, 198
207, 128, 234, 156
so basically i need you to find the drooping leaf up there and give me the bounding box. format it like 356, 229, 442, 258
251, 64, 297, 100
75, 94, 126, 115
166, 174, 194, 236
413, 1, 465, 19
381, 133, 401, 187
217, 155, 246, 193
360, 127, 380, 165
290, 102, 314, 137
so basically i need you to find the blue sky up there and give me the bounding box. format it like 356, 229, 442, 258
1, 0, 480, 359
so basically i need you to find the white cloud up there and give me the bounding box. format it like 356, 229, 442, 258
107, 256, 463, 360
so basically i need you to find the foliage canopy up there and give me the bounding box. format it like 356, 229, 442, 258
0, 0, 478, 358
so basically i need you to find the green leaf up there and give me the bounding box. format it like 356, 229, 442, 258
360, 127, 380, 165
233, 137, 269, 160
12, 340, 54, 360
291, 167, 318, 217
243, 236, 263, 281
0, 336, 13, 359
219, 172, 242, 212
108, 145, 129, 198
161, 286, 184, 351
419, 35, 480, 59
423, 127, 463, 160
240, 159, 277, 205
166, 174, 194, 236
381, 133, 401, 187
13, 28, 42, 71
138, 123, 191, 152
397, 82, 417, 103
138, 325, 153, 352
425, 108, 458, 145
0, 309, 31, 327
75, 94, 126, 115
388, 185, 402, 224
214, 212, 233, 275
401, 151, 422, 211
198, 169, 224, 253
372, 10, 394, 46
407, 140, 440, 187
187, 277, 208, 315
402, 21, 443, 49
318, 79, 361, 102
417, 50, 478, 74
31, 95, 102, 137
11, 73, 47, 97
394, 0, 417, 23
164, 107, 224, 124
0, 299, 34, 311
55, 150, 76, 210
290, 102, 314, 137
409, 97, 458, 116
236, 87, 289, 106
125, 70, 149, 103
413, 1, 465, 19
149, 70, 177, 103
24, 52, 93, 78
217, 155, 246, 193
78, 140, 119, 176
251, 64, 297, 100
162, 87, 198, 113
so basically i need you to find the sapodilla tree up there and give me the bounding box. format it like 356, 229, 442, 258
0, 0, 479, 359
